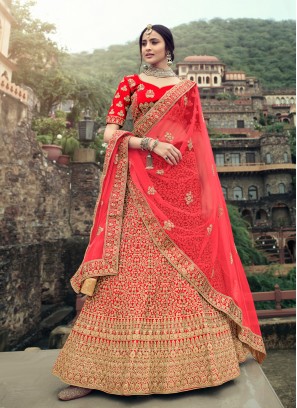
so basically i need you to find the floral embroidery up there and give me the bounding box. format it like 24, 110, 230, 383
164, 220, 174, 231
137, 84, 145, 91
148, 186, 156, 195
118, 110, 125, 117
156, 169, 164, 175
114, 154, 119, 164
218, 207, 223, 217
188, 139, 193, 150
207, 224, 213, 235
185, 191, 193, 205
146, 89, 155, 98
115, 92, 120, 98
121, 85, 128, 91
124, 95, 131, 102
230, 253, 233, 264
109, 109, 115, 114
106, 116, 124, 126
164, 132, 174, 142
97, 226, 104, 236
116, 101, 123, 107
128, 78, 136, 87
139, 102, 155, 114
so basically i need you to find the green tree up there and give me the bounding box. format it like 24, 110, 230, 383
227, 204, 267, 266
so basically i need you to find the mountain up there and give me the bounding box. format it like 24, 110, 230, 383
62, 18, 296, 90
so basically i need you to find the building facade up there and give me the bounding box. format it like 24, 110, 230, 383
177, 55, 296, 263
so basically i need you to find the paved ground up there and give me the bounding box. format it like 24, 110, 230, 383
0, 349, 284, 408
262, 349, 296, 408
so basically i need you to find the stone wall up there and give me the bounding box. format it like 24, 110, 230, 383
0, 94, 100, 349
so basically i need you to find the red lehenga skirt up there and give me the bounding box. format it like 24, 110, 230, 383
52, 182, 250, 395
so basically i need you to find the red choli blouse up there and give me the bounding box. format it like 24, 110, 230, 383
106, 74, 175, 126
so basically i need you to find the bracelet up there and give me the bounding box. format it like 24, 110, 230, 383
150, 139, 159, 152
140, 137, 152, 151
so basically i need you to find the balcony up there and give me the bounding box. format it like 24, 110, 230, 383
216, 162, 296, 174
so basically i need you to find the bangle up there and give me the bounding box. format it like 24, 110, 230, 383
150, 139, 159, 152
140, 137, 152, 151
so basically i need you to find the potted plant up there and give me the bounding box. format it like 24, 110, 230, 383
57, 129, 80, 165
33, 117, 67, 162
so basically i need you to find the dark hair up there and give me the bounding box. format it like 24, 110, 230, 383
139, 24, 175, 61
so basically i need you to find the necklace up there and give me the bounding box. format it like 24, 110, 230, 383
143, 65, 177, 78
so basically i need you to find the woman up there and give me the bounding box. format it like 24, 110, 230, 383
53, 24, 266, 401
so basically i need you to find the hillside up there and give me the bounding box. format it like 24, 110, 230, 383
63, 18, 296, 90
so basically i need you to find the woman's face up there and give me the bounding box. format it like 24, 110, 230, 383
141, 30, 167, 67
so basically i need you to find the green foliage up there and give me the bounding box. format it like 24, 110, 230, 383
227, 204, 267, 266
247, 267, 296, 309
32, 117, 66, 141
215, 93, 237, 101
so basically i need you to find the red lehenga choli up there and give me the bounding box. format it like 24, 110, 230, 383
52, 75, 266, 395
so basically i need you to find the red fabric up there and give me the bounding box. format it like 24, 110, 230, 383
71, 79, 266, 363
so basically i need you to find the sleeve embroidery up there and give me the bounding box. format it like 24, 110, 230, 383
106, 76, 135, 126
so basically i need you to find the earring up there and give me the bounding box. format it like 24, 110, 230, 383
143, 64, 149, 69
166, 51, 173, 66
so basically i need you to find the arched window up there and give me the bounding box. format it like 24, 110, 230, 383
248, 186, 258, 200
233, 186, 243, 200
266, 153, 272, 164
276, 97, 280, 104
222, 186, 227, 199
214, 76, 218, 84
284, 152, 289, 163
278, 183, 285, 194
190, 76, 194, 81
281, 97, 285, 105
206, 77, 210, 84
198, 76, 202, 84
290, 97, 295, 104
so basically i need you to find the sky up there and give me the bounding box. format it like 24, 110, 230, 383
28, 0, 296, 53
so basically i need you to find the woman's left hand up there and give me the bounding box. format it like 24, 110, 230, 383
153, 141, 182, 166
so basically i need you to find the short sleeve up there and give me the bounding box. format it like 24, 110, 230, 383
106, 76, 134, 126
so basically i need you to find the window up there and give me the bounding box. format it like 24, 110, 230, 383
278, 183, 285, 194
198, 76, 202, 84
214, 76, 218, 84
266, 153, 272, 164
206, 77, 210, 84
215, 153, 225, 166
284, 152, 289, 162
230, 153, 240, 165
237, 120, 244, 128
181, 66, 186, 72
200, 64, 204, 69
190, 76, 194, 81
246, 152, 255, 163
248, 186, 258, 200
222, 186, 227, 199
233, 187, 243, 200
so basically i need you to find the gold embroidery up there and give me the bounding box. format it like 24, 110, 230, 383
188, 139, 193, 150
156, 170, 164, 175
184, 95, 188, 105
212, 164, 215, 175
230, 252, 233, 264
137, 84, 145, 91
164, 220, 174, 230
218, 207, 223, 217
148, 186, 156, 195
139, 102, 155, 114
97, 226, 104, 236
115, 92, 120, 98
145, 89, 155, 98
164, 132, 174, 142
124, 95, 131, 102
207, 224, 213, 235
185, 191, 193, 205
121, 85, 128, 91
109, 109, 115, 114
116, 101, 123, 107
106, 116, 124, 126
127, 78, 136, 87
114, 154, 119, 164
118, 110, 124, 117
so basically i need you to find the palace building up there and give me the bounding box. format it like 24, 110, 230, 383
177, 55, 296, 263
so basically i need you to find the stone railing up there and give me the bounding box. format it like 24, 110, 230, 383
0, 77, 28, 104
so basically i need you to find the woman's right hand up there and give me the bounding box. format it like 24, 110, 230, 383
153, 141, 182, 165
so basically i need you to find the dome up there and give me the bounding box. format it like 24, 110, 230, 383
183, 55, 221, 62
